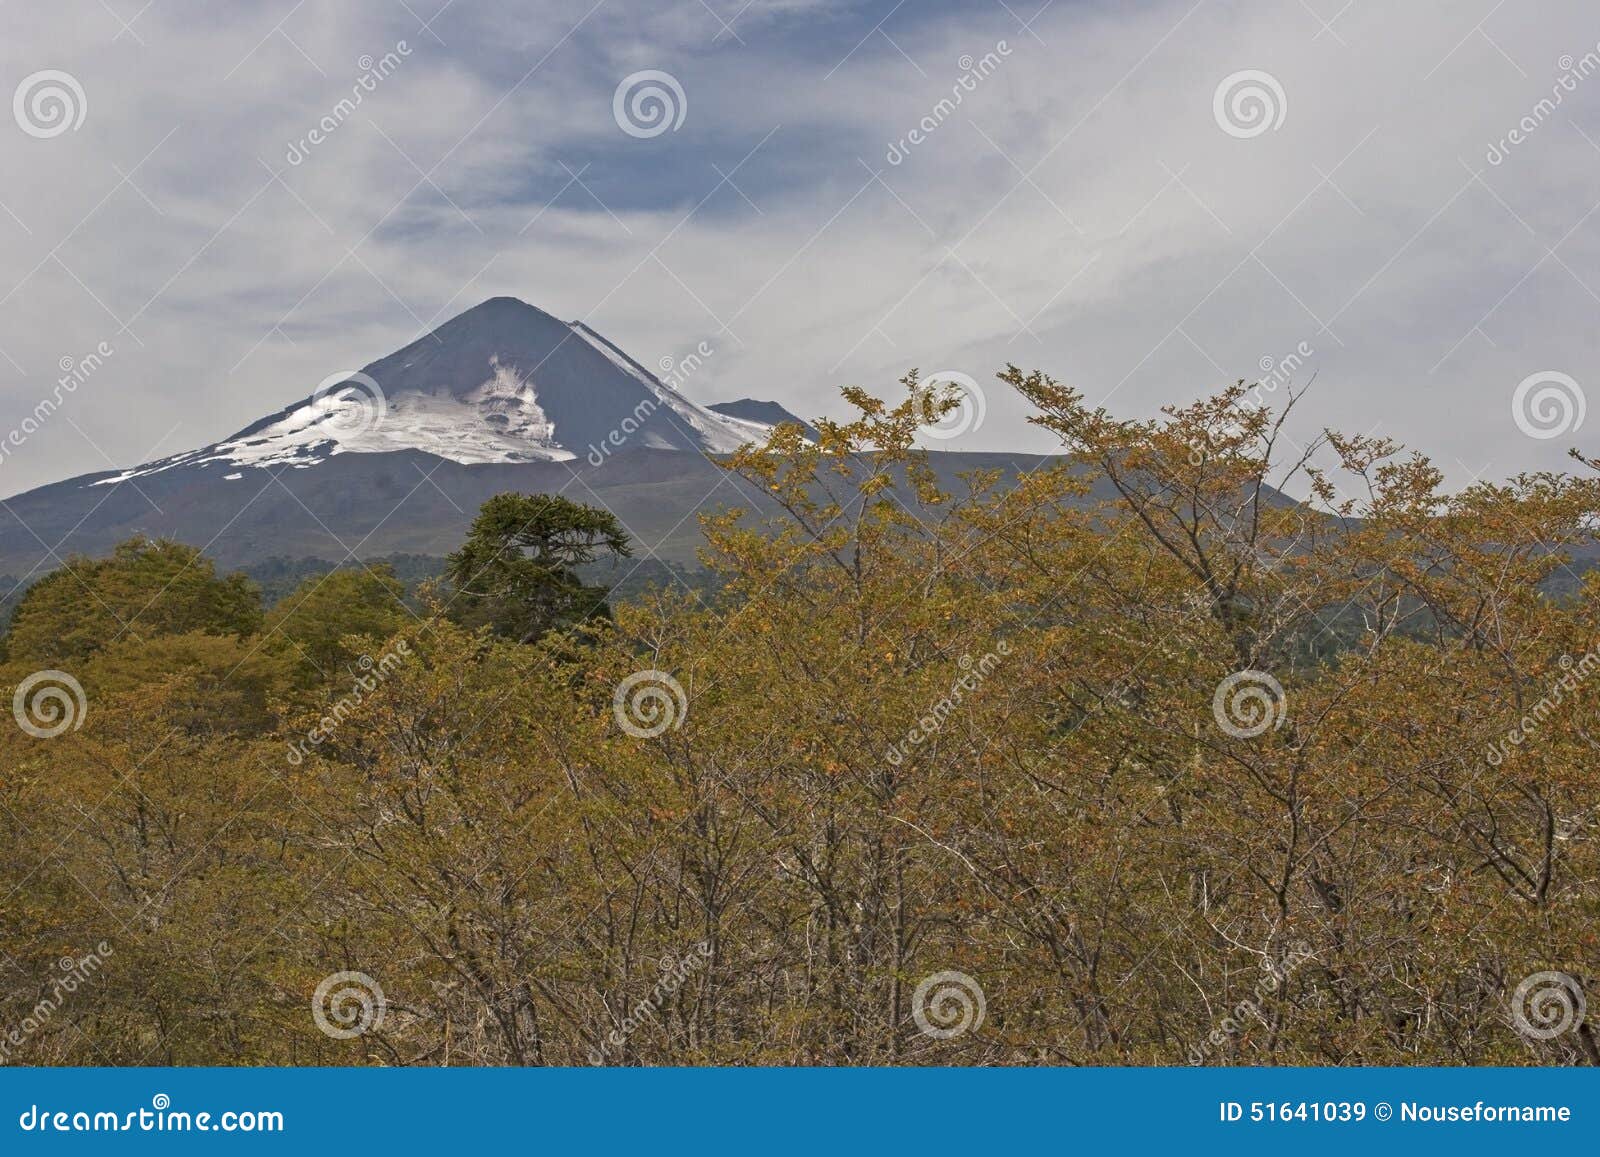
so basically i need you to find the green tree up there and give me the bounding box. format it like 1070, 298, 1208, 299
2, 537, 260, 665
263, 566, 411, 680
444, 494, 631, 643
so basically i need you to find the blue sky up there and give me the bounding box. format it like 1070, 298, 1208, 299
2, 0, 1600, 496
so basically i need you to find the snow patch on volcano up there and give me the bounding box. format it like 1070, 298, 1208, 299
93, 299, 794, 485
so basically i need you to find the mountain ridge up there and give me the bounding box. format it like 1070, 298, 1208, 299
89, 297, 806, 486
0, 297, 1020, 582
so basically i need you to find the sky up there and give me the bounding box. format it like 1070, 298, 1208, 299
2, 0, 1599, 497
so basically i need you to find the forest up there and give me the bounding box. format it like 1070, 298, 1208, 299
0, 369, 1596, 1066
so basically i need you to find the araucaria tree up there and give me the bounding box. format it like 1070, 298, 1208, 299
443, 492, 632, 642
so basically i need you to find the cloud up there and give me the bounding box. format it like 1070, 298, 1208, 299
1, 0, 1598, 499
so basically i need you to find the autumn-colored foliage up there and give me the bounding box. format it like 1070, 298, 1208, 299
1, 372, 1596, 1067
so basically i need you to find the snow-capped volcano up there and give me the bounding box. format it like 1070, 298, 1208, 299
0, 301, 1052, 578
97, 297, 785, 484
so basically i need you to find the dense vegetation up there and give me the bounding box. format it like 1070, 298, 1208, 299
1, 372, 1596, 1066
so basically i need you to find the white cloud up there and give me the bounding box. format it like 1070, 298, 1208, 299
2, 0, 1598, 498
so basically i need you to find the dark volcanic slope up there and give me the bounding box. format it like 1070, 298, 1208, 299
0, 448, 1080, 581
707, 399, 819, 440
